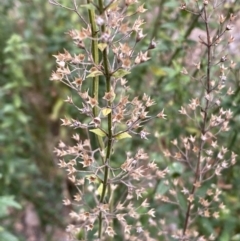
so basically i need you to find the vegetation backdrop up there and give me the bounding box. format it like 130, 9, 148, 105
1, 0, 240, 241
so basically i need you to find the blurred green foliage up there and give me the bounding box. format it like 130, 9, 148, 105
0, 0, 239, 240
0, 196, 21, 241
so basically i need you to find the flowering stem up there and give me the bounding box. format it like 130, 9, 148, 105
87, 0, 105, 152
98, 0, 113, 238
182, 5, 211, 237
87, 3, 109, 237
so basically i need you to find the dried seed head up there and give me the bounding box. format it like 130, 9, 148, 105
79, 90, 89, 100
103, 89, 116, 102
136, 29, 146, 42
50, 71, 63, 81
91, 117, 101, 127
102, 31, 111, 43
96, 15, 105, 26
226, 24, 233, 31
148, 38, 157, 49
76, 40, 85, 49
125, 0, 138, 6
119, 22, 130, 34
220, 55, 227, 62
230, 13, 236, 22
87, 97, 98, 107
73, 77, 83, 86
204, 0, 209, 5
157, 109, 167, 119
180, 3, 186, 10
121, 57, 132, 68
181, 67, 188, 75
137, 4, 147, 13
228, 35, 235, 44
219, 14, 226, 24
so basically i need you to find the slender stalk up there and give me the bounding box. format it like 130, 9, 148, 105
182, 6, 212, 237
87, 0, 105, 152
97, 0, 113, 238
87, 2, 110, 237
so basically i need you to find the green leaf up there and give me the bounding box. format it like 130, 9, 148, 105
2, 82, 18, 90
97, 183, 103, 196
86, 71, 103, 78
160, 22, 177, 30
98, 43, 107, 52
150, 66, 167, 77
17, 111, 29, 124
0, 228, 19, 241
96, 183, 108, 196
13, 95, 22, 108
185, 127, 200, 134
0, 196, 21, 218
102, 108, 112, 116
50, 98, 64, 121
90, 128, 106, 137
113, 69, 131, 78
161, 67, 177, 78
156, 180, 170, 195
177, 192, 187, 211
163, 1, 178, 8
115, 132, 132, 140
168, 162, 184, 176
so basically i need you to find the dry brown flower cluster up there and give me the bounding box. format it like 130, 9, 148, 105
49, 0, 165, 240
153, 1, 237, 240
49, 0, 237, 240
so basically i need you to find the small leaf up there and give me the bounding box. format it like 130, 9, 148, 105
168, 162, 184, 176
50, 98, 64, 121
156, 180, 170, 195
90, 128, 106, 137
115, 132, 132, 140
102, 108, 112, 116
97, 183, 108, 196
185, 127, 199, 134
86, 71, 103, 78
98, 43, 107, 52
113, 69, 131, 78
97, 183, 103, 196
150, 66, 166, 77
177, 192, 188, 211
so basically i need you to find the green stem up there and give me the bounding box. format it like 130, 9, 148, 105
87, 0, 105, 152
98, 0, 113, 238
